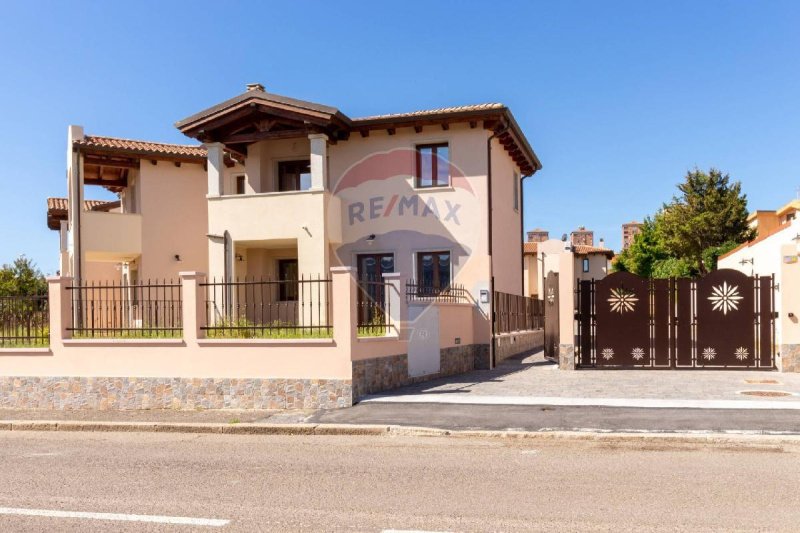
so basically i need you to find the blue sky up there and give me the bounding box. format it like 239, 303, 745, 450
0, 0, 798, 274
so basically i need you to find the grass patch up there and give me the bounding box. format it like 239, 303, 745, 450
0, 326, 49, 348
204, 318, 332, 340
70, 329, 181, 339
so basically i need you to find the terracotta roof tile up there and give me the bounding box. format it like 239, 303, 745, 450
74, 135, 207, 159
47, 197, 116, 212
46, 197, 119, 230
353, 103, 505, 122
574, 244, 614, 257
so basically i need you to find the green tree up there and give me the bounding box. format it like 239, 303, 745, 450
612, 219, 668, 277
655, 168, 755, 274
0, 256, 48, 296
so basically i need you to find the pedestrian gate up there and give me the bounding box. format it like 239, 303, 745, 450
576, 269, 776, 369
543, 271, 560, 360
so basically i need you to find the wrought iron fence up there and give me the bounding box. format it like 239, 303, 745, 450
201, 276, 331, 339
0, 294, 49, 347
357, 278, 391, 337
405, 280, 468, 303
493, 291, 544, 334
67, 280, 182, 338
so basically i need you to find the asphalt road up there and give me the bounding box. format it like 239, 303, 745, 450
312, 402, 800, 434
0, 431, 799, 532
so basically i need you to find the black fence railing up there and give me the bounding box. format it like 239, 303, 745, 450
201, 276, 331, 339
493, 291, 544, 334
0, 294, 49, 347
357, 278, 391, 336
405, 280, 468, 303
67, 280, 182, 338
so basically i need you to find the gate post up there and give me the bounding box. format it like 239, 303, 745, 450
558, 250, 576, 370
780, 243, 800, 372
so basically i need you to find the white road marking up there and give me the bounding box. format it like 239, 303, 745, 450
361, 394, 800, 410
0, 507, 229, 527
382, 530, 452, 533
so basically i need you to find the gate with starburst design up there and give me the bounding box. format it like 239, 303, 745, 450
576, 269, 775, 369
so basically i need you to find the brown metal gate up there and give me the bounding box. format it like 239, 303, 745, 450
544, 271, 560, 360
576, 269, 776, 369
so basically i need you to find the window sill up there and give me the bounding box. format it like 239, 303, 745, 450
412, 185, 454, 193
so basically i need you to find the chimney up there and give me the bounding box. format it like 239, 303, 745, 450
599, 238, 605, 249
246, 83, 265, 92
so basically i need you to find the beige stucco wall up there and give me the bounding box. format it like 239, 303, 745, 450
780, 243, 800, 346
575, 254, 610, 281
137, 161, 209, 281
490, 135, 523, 295
718, 218, 798, 344
523, 254, 539, 297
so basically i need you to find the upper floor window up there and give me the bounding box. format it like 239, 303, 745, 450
235, 174, 246, 195
582, 258, 590, 273
513, 172, 520, 211
278, 160, 312, 192
416, 143, 450, 188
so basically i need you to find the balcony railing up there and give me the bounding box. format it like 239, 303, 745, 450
405, 280, 468, 303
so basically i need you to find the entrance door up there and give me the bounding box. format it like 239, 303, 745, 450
357, 253, 394, 281
356, 254, 394, 328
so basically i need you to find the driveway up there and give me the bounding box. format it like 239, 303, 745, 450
359, 350, 800, 408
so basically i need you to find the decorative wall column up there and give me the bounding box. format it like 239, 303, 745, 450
381, 273, 405, 338
308, 133, 329, 191
179, 271, 205, 342
557, 249, 576, 370
47, 276, 72, 345
331, 267, 357, 355
206, 142, 225, 196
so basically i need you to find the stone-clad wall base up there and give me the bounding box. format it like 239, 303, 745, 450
558, 344, 576, 370
495, 330, 544, 363
351, 354, 408, 401
0, 377, 352, 410
781, 345, 800, 373
352, 344, 490, 402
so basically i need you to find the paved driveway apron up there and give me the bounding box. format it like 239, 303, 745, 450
360, 350, 800, 407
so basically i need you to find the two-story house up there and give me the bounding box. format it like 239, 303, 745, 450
51, 83, 540, 311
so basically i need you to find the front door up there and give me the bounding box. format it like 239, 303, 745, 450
357, 253, 395, 281
356, 254, 395, 328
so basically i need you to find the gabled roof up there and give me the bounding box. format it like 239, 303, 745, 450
175, 86, 541, 176
46, 197, 119, 230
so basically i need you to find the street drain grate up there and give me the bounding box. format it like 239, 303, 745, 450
745, 379, 780, 384
738, 390, 794, 398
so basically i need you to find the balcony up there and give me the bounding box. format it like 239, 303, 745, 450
82, 211, 142, 262
207, 189, 341, 244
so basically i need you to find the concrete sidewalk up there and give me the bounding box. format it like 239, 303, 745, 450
360, 350, 800, 409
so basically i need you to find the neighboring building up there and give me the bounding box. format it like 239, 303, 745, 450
719, 199, 800, 365
746, 200, 799, 238
523, 235, 613, 297
526, 228, 549, 243
570, 226, 593, 246
622, 221, 643, 250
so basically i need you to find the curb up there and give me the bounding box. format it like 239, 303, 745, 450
2, 420, 800, 446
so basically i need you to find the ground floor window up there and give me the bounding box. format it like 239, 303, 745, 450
416, 251, 451, 293
278, 259, 298, 301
